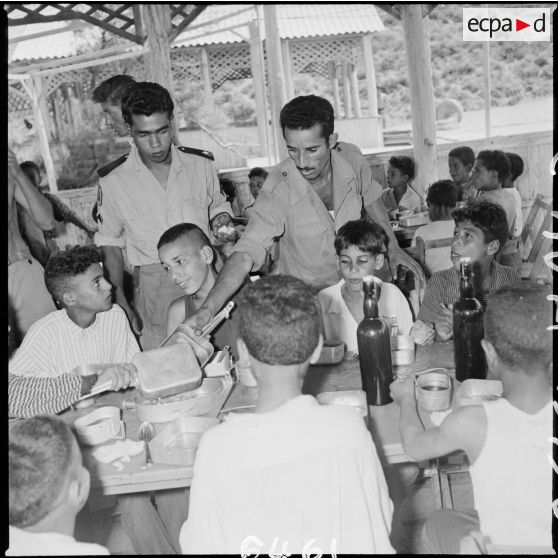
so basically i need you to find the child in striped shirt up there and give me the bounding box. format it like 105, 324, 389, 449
411, 201, 519, 343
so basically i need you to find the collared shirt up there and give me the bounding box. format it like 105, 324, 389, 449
381, 185, 424, 213
231, 142, 383, 290
180, 395, 394, 554
318, 278, 413, 354
94, 144, 232, 266
9, 305, 140, 378
416, 261, 519, 326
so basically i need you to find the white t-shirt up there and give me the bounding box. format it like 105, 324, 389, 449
180, 395, 394, 555
7, 526, 109, 555
469, 398, 552, 547
502, 188, 523, 238
9, 305, 140, 377
317, 278, 414, 354
411, 219, 455, 275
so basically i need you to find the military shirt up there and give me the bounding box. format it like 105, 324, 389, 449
94, 144, 232, 266
231, 142, 383, 290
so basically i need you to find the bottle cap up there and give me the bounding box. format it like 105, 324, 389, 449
362, 275, 375, 290
459, 256, 472, 263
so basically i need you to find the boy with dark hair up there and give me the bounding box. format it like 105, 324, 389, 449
412, 200, 519, 342
180, 275, 394, 554
472, 149, 520, 270
8, 416, 109, 555
9, 245, 139, 377
391, 281, 552, 552
157, 222, 240, 357
448, 146, 475, 202
502, 151, 524, 239
318, 218, 413, 355
92, 74, 137, 137
381, 155, 424, 215
94, 81, 233, 349
411, 179, 457, 275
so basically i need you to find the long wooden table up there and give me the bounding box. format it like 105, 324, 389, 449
62, 341, 456, 495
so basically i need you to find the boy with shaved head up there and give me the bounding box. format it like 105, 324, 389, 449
8, 416, 109, 555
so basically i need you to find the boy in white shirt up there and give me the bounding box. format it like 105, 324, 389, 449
318, 219, 413, 356
8, 416, 109, 555
381, 155, 424, 216
411, 180, 457, 276
180, 275, 394, 554
390, 281, 552, 552
502, 152, 524, 239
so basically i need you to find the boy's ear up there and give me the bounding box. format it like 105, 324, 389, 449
61, 290, 76, 307
486, 239, 500, 257
309, 334, 324, 365
374, 253, 385, 271
236, 337, 250, 363
200, 245, 214, 265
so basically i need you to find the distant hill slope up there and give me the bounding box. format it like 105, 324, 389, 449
371, 4, 552, 126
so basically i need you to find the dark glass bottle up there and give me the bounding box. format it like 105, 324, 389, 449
453, 258, 487, 381
357, 275, 393, 406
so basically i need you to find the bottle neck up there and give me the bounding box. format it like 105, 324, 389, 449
363, 288, 379, 319
460, 276, 475, 299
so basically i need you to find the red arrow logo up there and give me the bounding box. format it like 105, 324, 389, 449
516, 18, 530, 31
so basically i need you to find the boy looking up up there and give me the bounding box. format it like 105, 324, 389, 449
157, 223, 240, 357
9, 245, 139, 377
412, 201, 519, 342
390, 281, 552, 552
180, 275, 394, 554
381, 155, 424, 215
318, 219, 413, 356
411, 180, 457, 276
8, 416, 109, 555
448, 146, 475, 202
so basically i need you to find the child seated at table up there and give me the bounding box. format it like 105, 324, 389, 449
8, 415, 109, 555
157, 222, 241, 357
502, 152, 524, 240
9, 245, 140, 377
411, 180, 457, 276
411, 201, 519, 343
180, 275, 394, 554
471, 150, 521, 272
390, 281, 552, 552
318, 219, 413, 355
381, 155, 424, 216
448, 146, 476, 202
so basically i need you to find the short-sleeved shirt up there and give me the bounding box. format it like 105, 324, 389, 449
381, 185, 424, 213
231, 142, 383, 290
417, 261, 519, 326
94, 144, 232, 266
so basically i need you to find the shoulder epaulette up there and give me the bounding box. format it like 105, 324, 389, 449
96, 154, 128, 178
177, 146, 214, 161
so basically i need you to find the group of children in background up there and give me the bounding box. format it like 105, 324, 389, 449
9, 143, 549, 554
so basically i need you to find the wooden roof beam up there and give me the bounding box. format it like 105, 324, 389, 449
168, 5, 208, 44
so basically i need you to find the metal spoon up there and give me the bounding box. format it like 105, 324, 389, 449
138, 421, 155, 464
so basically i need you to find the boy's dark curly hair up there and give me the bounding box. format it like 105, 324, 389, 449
121, 81, 174, 126
280, 95, 335, 140
452, 200, 509, 252
44, 245, 103, 301
389, 155, 415, 180
426, 180, 458, 208
476, 150, 511, 183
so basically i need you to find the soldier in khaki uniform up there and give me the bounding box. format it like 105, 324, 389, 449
186, 95, 425, 333
94, 82, 233, 351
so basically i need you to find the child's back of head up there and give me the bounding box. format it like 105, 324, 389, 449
503, 152, 524, 187
426, 180, 457, 220
9, 416, 87, 529
237, 275, 321, 366
484, 281, 552, 378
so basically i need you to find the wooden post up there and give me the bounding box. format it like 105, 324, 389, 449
24, 76, 58, 192
263, 4, 288, 163
483, 41, 491, 138
142, 4, 180, 141
328, 61, 342, 117
362, 33, 378, 116
349, 63, 362, 118
200, 47, 214, 109
249, 20, 271, 161
401, 5, 437, 196
281, 39, 295, 100
341, 60, 353, 119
